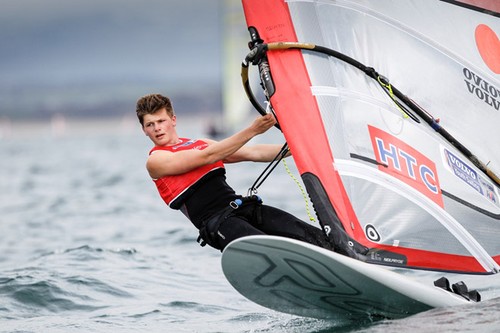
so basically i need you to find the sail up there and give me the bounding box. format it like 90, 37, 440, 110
241, 0, 500, 274
222, 0, 255, 132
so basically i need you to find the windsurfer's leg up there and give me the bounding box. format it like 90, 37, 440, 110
254, 205, 335, 251
255, 205, 369, 258
215, 215, 265, 250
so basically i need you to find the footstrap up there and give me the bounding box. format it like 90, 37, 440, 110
434, 277, 481, 302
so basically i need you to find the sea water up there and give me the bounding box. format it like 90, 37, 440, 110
1, 117, 500, 333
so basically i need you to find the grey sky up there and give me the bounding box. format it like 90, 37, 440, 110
0, 0, 228, 86
0, 0, 251, 117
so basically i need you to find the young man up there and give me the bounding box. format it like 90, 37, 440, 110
137, 93, 335, 252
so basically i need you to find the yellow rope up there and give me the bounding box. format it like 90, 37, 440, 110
377, 76, 408, 119
282, 158, 316, 222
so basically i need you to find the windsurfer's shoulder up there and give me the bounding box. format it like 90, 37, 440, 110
146, 150, 172, 179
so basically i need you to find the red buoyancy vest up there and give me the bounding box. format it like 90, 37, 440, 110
149, 138, 224, 208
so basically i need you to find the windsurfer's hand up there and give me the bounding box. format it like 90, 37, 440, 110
250, 114, 276, 134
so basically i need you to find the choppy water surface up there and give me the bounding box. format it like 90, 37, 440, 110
1, 118, 499, 333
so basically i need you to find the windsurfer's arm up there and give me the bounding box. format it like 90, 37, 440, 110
146, 114, 276, 178
223, 144, 291, 163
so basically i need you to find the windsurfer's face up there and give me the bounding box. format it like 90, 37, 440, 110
142, 108, 178, 146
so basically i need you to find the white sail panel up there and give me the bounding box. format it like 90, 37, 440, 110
287, 0, 500, 176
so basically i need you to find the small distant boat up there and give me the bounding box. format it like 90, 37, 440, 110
204, 119, 225, 139
50, 113, 67, 137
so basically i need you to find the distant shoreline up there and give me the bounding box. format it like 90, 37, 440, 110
0, 113, 218, 140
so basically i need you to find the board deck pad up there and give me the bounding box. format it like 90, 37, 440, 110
221, 236, 468, 321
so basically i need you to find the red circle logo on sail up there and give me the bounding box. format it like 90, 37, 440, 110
475, 24, 500, 74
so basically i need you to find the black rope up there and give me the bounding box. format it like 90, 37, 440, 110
248, 143, 289, 195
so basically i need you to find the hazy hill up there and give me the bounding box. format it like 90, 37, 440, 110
0, 0, 230, 119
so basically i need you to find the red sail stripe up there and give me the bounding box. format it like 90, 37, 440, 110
242, 0, 366, 242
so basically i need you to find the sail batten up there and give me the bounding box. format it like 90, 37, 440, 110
242, 0, 500, 274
